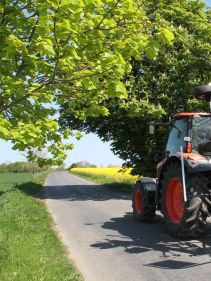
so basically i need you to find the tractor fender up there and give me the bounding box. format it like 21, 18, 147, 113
157, 155, 188, 190
176, 153, 211, 173
158, 155, 211, 183
135, 177, 157, 207
157, 156, 180, 184
185, 158, 211, 173
157, 155, 211, 204
136, 177, 157, 190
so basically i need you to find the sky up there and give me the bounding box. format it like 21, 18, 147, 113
0, 0, 210, 167
0, 134, 123, 167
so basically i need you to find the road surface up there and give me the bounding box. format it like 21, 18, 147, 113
45, 172, 211, 281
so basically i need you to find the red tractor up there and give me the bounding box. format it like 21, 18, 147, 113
132, 84, 211, 238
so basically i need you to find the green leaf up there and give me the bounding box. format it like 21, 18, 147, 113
5, 34, 24, 49
107, 81, 128, 99
75, 132, 83, 140
81, 78, 96, 90
146, 40, 160, 59
0, 117, 11, 129
0, 126, 10, 139
157, 28, 175, 45
115, 82, 128, 99
61, 0, 84, 11
36, 39, 55, 57
85, 105, 110, 117
101, 52, 116, 68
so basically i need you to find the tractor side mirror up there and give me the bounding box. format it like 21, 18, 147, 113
149, 122, 155, 135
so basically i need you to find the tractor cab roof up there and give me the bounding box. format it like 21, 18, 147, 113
174, 112, 211, 119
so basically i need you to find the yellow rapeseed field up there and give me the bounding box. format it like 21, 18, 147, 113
71, 167, 139, 184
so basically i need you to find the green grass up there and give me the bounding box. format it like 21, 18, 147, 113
0, 172, 83, 281
70, 171, 133, 192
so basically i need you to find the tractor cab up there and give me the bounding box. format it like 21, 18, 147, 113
166, 113, 211, 160
165, 83, 211, 160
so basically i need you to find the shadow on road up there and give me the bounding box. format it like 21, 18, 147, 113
45, 184, 131, 201
45, 181, 211, 270
90, 213, 211, 269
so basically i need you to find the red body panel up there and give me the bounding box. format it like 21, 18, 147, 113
177, 153, 207, 161
174, 112, 211, 118
156, 153, 207, 183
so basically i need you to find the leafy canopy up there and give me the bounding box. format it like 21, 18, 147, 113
0, 0, 174, 166
60, 0, 211, 175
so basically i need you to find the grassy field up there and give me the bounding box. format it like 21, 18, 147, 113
70, 167, 139, 191
0, 172, 82, 281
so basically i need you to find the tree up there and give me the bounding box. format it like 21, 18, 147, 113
0, 163, 7, 173
0, 0, 174, 166
0, 161, 49, 173
70, 161, 97, 168
59, 0, 211, 175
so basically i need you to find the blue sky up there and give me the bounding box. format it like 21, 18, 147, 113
0, 0, 210, 167
0, 134, 123, 167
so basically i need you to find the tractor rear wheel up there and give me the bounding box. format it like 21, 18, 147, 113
161, 163, 209, 238
132, 181, 156, 221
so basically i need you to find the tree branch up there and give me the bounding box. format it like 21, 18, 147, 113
1, 0, 6, 25
49, 0, 62, 83
15, 16, 38, 78
84, 0, 121, 33
54, 66, 116, 83
0, 80, 51, 114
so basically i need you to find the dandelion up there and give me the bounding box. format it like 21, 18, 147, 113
33, 217, 39, 221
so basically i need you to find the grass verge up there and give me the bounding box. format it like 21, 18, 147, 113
0, 172, 83, 281
70, 171, 134, 192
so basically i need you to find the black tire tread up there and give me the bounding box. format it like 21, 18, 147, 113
132, 181, 155, 222
161, 163, 210, 238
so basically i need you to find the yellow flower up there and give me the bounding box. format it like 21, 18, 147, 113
71, 167, 138, 184
33, 217, 39, 221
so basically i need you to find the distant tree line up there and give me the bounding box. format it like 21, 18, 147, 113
69, 161, 121, 169
0, 162, 49, 173
70, 161, 97, 169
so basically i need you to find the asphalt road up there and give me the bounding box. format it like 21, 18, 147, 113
45, 172, 211, 281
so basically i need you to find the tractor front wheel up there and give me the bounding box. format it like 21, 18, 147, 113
161, 163, 209, 238
132, 181, 155, 221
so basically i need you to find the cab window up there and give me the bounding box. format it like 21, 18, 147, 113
166, 118, 189, 155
